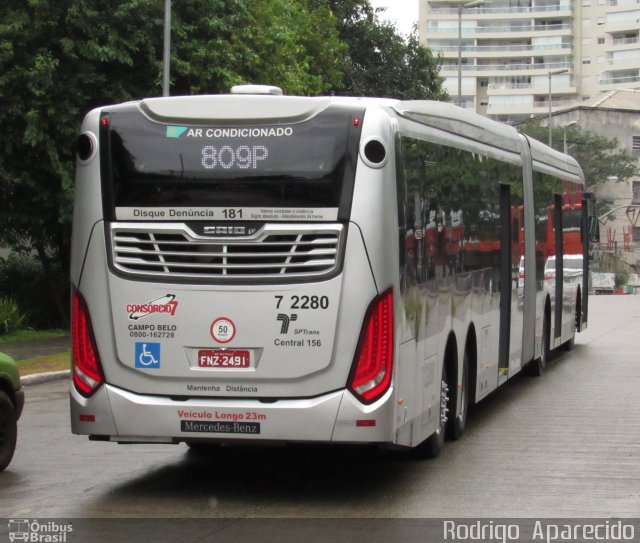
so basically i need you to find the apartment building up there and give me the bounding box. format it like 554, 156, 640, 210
419, 0, 640, 122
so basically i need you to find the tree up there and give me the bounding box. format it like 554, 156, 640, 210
0, 0, 346, 326
0, 0, 166, 325
0, 0, 447, 328
519, 122, 638, 189
170, 0, 345, 95
315, 0, 448, 100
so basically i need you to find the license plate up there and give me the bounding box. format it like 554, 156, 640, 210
197, 349, 251, 368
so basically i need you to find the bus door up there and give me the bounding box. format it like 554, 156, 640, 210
498, 181, 525, 386
581, 192, 599, 330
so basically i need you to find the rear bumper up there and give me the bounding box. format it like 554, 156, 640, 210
70, 383, 395, 445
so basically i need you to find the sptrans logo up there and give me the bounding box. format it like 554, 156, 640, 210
127, 294, 179, 321
8, 519, 73, 543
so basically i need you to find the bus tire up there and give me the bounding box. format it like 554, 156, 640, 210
560, 334, 575, 352
0, 390, 17, 472
528, 312, 550, 377
561, 293, 580, 351
415, 364, 448, 459
447, 350, 468, 441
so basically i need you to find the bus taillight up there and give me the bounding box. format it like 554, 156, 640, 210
72, 290, 104, 397
348, 289, 394, 404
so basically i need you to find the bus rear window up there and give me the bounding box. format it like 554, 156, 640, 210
101, 105, 363, 221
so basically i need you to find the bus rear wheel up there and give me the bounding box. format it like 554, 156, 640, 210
561, 293, 580, 351
415, 365, 449, 459
447, 351, 469, 441
560, 333, 575, 352
528, 313, 550, 377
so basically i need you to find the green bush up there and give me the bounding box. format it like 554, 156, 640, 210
0, 297, 27, 335
615, 269, 630, 288
0, 253, 68, 329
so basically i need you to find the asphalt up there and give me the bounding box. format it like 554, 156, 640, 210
2, 294, 639, 520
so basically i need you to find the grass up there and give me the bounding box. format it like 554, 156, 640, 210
0, 328, 67, 346
17, 351, 70, 376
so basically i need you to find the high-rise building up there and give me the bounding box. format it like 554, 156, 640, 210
419, 0, 640, 123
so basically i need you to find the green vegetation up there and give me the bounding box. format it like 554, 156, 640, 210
0, 298, 26, 335
615, 269, 630, 289
0, 0, 446, 331
0, 329, 67, 346
0, 253, 67, 330
321, 0, 447, 99
17, 351, 70, 376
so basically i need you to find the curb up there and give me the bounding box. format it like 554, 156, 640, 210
21, 370, 70, 386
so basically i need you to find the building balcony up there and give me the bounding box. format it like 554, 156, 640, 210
605, 20, 640, 34
425, 23, 572, 35
486, 99, 576, 115
488, 81, 535, 90
427, 4, 572, 16
429, 43, 572, 59
598, 73, 640, 86
610, 36, 639, 48
486, 82, 577, 95
605, 55, 640, 70
607, 0, 640, 9
607, 36, 640, 57
440, 61, 573, 76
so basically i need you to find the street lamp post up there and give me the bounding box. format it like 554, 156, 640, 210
548, 68, 568, 146
458, 0, 484, 107
162, 0, 172, 97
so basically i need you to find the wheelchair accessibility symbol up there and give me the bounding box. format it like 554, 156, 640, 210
135, 342, 161, 368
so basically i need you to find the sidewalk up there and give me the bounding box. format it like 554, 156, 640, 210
1, 334, 71, 386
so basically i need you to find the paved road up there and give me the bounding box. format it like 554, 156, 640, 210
1, 296, 639, 519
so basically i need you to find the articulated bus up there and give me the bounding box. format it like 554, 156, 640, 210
70, 86, 598, 456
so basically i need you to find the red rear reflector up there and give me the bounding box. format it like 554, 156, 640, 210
100, 118, 109, 127
348, 289, 394, 404
356, 419, 376, 427
72, 290, 104, 397
353, 118, 360, 127
79, 414, 96, 422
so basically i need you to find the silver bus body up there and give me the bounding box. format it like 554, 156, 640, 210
70, 92, 590, 451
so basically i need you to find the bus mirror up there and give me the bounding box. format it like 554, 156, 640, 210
588, 216, 600, 243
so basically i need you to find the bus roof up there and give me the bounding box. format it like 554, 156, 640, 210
103, 93, 584, 185
136, 94, 397, 124
525, 135, 585, 186
392, 100, 584, 185
393, 100, 523, 155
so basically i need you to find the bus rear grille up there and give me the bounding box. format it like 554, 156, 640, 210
110, 223, 344, 282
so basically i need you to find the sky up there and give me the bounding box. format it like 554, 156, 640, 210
368, 0, 419, 37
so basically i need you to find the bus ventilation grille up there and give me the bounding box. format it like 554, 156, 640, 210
110, 223, 344, 282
